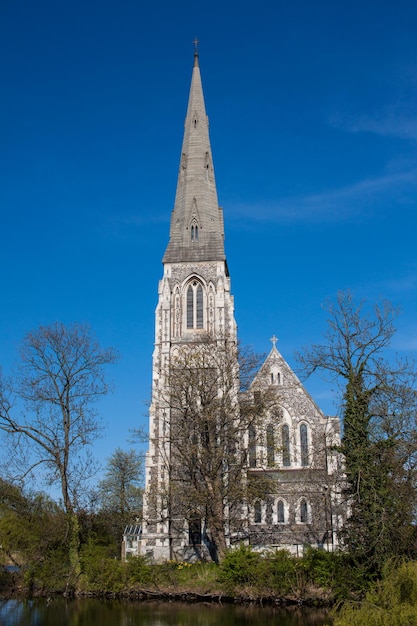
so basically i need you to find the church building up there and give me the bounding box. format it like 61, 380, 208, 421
139, 47, 343, 562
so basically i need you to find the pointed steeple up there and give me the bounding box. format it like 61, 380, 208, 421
163, 46, 226, 265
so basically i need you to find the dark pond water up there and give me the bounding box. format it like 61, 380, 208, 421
0, 598, 333, 625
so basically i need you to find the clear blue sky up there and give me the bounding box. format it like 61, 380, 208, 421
1, 0, 417, 488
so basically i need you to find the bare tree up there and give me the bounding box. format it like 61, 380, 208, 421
0, 322, 118, 585
149, 338, 272, 563
297, 291, 417, 573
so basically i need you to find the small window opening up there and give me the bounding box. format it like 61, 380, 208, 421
191, 224, 199, 242
300, 424, 309, 467
189, 517, 202, 545
277, 500, 285, 523
282, 424, 290, 467
266, 424, 275, 467
300, 499, 308, 523
254, 501, 262, 524
191, 220, 199, 243
249, 425, 256, 468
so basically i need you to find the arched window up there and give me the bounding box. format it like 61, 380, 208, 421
254, 501, 262, 524
266, 424, 275, 467
191, 224, 199, 242
282, 424, 290, 467
300, 424, 309, 467
189, 516, 202, 545
186, 281, 204, 329
300, 499, 308, 523
277, 500, 285, 523
248, 425, 256, 468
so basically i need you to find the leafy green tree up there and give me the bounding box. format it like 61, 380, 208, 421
0, 478, 68, 590
97, 448, 143, 543
298, 291, 417, 576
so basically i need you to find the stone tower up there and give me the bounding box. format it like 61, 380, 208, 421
139, 49, 344, 562
140, 48, 237, 561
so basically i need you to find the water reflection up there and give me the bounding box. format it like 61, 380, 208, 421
0, 598, 333, 625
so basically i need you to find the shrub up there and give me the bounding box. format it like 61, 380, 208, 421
219, 544, 262, 587
301, 547, 339, 588
33, 547, 71, 592
262, 549, 297, 595
80, 541, 126, 592
126, 555, 152, 586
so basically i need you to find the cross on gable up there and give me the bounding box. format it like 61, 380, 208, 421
270, 334, 278, 348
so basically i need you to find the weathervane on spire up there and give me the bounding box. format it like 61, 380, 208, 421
270, 335, 279, 348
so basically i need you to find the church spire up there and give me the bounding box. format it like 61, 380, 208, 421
163, 45, 226, 265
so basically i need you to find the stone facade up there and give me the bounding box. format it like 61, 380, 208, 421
244, 344, 343, 554
139, 50, 343, 562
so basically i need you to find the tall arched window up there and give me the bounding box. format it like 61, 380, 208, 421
277, 500, 285, 523
189, 516, 202, 545
266, 424, 275, 467
186, 281, 204, 329
282, 424, 290, 467
300, 499, 308, 523
248, 425, 256, 468
300, 424, 309, 467
191, 224, 199, 242
254, 501, 262, 524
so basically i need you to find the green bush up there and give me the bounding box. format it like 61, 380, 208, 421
301, 547, 339, 588
80, 541, 126, 592
262, 549, 296, 594
33, 547, 71, 592
219, 544, 262, 587
126, 555, 152, 585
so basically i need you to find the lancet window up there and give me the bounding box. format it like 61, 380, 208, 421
282, 424, 291, 467
300, 424, 309, 467
186, 281, 204, 329
266, 424, 275, 467
190, 212, 199, 243
254, 501, 262, 524
300, 499, 308, 523
188, 516, 202, 545
248, 425, 257, 468
277, 500, 285, 523
191, 223, 199, 242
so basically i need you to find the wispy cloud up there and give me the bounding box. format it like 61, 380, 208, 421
227, 168, 417, 224
331, 109, 417, 141
329, 61, 417, 141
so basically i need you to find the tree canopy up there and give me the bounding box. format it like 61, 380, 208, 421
0, 322, 118, 512
298, 291, 417, 575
